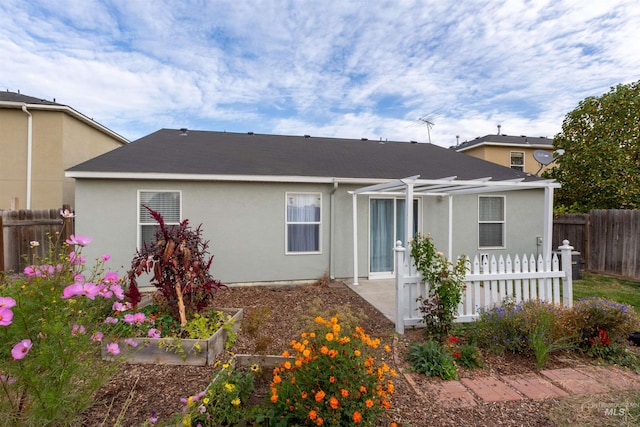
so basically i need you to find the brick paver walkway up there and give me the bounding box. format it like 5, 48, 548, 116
423, 366, 640, 407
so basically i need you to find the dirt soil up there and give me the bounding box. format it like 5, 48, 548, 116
82, 280, 583, 426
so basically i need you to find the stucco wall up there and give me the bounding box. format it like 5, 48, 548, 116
0, 108, 124, 210
74, 179, 547, 285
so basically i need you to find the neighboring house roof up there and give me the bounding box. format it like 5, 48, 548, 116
67, 128, 546, 184
453, 134, 553, 152
0, 91, 129, 145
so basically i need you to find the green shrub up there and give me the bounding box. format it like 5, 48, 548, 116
455, 343, 485, 369
407, 340, 458, 380
568, 297, 640, 345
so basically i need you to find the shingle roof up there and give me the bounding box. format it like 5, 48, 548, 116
0, 91, 63, 106
67, 129, 545, 182
454, 134, 553, 152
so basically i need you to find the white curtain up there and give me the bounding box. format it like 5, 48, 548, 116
370, 199, 394, 272
287, 194, 320, 252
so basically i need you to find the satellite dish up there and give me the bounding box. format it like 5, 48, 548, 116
533, 150, 553, 166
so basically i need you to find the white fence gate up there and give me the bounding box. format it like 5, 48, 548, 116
394, 240, 575, 334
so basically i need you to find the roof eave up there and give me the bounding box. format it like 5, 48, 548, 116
0, 101, 129, 145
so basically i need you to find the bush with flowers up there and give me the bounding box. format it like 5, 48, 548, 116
0, 210, 131, 425
265, 315, 397, 426
180, 355, 261, 426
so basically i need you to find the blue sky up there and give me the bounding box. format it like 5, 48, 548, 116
2, 0, 639, 147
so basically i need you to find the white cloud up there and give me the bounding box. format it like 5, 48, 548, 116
1, 0, 639, 144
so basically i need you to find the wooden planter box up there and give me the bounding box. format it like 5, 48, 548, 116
235, 354, 293, 369
102, 308, 243, 366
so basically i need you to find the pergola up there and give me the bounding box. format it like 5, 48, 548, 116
349, 175, 560, 285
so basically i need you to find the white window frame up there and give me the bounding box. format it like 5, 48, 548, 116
285, 192, 322, 255
137, 190, 182, 249
510, 151, 525, 171
478, 195, 505, 249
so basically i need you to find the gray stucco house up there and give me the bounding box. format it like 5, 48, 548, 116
66, 129, 558, 285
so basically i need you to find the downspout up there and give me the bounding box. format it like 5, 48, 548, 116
329, 181, 338, 280
21, 105, 33, 209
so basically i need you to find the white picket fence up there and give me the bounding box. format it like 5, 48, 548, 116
393, 240, 575, 334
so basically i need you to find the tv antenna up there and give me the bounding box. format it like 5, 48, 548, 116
417, 115, 435, 144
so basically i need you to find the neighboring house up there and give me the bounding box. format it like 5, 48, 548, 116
0, 91, 128, 210
66, 129, 559, 285
453, 133, 555, 175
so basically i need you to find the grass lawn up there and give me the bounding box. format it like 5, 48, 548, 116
573, 272, 640, 313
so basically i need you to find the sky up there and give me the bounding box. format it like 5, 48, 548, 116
2, 0, 640, 148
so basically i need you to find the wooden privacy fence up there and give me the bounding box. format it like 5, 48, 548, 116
553, 210, 640, 281
0, 208, 74, 273
393, 240, 575, 334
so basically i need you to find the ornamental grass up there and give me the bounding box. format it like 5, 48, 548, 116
267, 315, 397, 426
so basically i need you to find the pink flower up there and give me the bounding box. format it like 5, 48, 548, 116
124, 338, 139, 347
69, 251, 86, 266
91, 332, 104, 342
11, 339, 32, 360
104, 317, 118, 324
0, 308, 14, 326
62, 282, 99, 300
65, 234, 92, 247
0, 375, 16, 385
60, 209, 76, 218
112, 301, 131, 312
23, 266, 36, 278
29, 241, 40, 247
0, 297, 16, 309
110, 284, 125, 300
71, 324, 86, 336
148, 328, 161, 338
104, 271, 119, 284
96, 284, 113, 299
133, 312, 146, 323
106, 343, 120, 355
101, 254, 111, 262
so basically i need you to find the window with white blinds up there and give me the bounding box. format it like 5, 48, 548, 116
478, 196, 505, 248
138, 191, 181, 248
286, 192, 321, 253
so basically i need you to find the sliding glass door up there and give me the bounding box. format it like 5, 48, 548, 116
369, 198, 419, 275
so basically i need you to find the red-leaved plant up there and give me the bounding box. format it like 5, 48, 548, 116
125, 207, 226, 326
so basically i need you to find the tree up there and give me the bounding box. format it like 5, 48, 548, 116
545, 80, 640, 212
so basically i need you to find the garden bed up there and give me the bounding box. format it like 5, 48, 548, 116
100, 308, 243, 366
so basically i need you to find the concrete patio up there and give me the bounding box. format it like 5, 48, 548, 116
345, 278, 397, 323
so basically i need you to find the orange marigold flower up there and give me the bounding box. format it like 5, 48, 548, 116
316, 417, 324, 426
325, 332, 334, 341
273, 375, 282, 384
354, 349, 361, 357
328, 349, 338, 358
329, 375, 336, 383
271, 393, 278, 403
340, 388, 349, 397
291, 376, 296, 385
384, 344, 391, 352
303, 349, 311, 358
391, 423, 398, 427
359, 385, 367, 393
365, 399, 374, 408
390, 369, 397, 377
315, 316, 325, 324
309, 410, 317, 420
320, 345, 329, 355
315, 390, 326, 402
309, 332, 316, 338
330, 316, 338, 325
329, 396, 339, 409
295, 359, 303, 367
332, 323, 341, 334
364, 357, 374, 367
284, 361, 292, 369
382, 399, 391, 409
282, 350, 290, 358
353, 411, 362, 423
339, 337, 350, 344
302, 391, 308, 399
